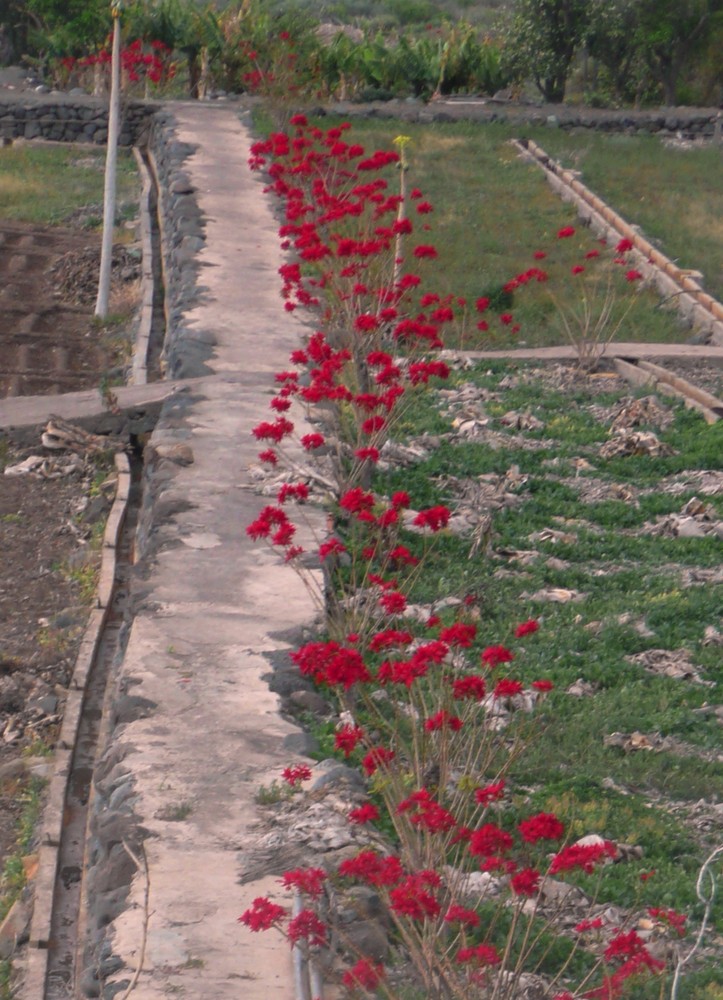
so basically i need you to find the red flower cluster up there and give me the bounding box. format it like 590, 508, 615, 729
549, 840, 617, 875
238, 896, 286, 931
338, 850, 403, 886
397, 789, 457, 833
389, 870, 442, 919
518, 812, 565, 844
281, 764, 312, 786
279, 867, 326, 897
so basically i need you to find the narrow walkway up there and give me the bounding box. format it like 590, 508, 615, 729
99, 105, 318, 999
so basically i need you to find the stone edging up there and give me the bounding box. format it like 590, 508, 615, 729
22, 452, 131, 999
146, 111, 211, 380
131, 149, 155, 385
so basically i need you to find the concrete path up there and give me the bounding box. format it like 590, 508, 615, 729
98, 105, 321, 1000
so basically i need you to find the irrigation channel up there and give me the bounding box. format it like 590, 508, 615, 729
44, 454, 141, 1000
2, 126, 722, 1000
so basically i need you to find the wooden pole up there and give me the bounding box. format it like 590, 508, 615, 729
95, 4, 122, 318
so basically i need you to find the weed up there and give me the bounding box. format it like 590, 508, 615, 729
156, 802, 193, 822
254, 781, 293, 806
0, 778, 45, 923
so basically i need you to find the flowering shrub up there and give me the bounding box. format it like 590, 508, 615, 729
55, 38, 177, 94
241, 118, 691, 998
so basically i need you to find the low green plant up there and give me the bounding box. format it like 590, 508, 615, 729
255, 781, 294, 806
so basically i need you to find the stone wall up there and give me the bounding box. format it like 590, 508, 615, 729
145, 112, 211, 380
318, 98, 722, 138
0, 94, 158, 145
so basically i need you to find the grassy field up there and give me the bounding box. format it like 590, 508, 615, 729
307, 360, 723, 997
315, 116, 721, 349
0, 142, 138, 227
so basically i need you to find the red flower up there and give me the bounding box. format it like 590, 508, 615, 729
362, 746, 395, 775
258, 449, 278, 465
576, 917, 604, 933
439, 623, 477, 648
334, 724, 365, 757
398, 790, 457, 832
455, 943, 501, 967
239, 896, 286, 931
379, 590, 407, 614
482, 645, 514, 667
625, 269, 642, 282
474, 780, 505, 805
604, 930, 647, 962
511, 867, 540, 896
389, 544, 419, 567
277, 483, 309, 504
648, 907, 687, 936
532, 679, 554, 692
349, 803, 380, 824
515, 619, 539, 637
500, 313, 514, 325
424, 710, 463, 732
452, 675, 486, 701
362, 415, 386, 434
338, 850, 403, 886
279, 868, 326, 897
518, 812, 565, 844
585, 249, 600, 259
469, 823, 513, 858
616, 237, 634, 253
355, 313, 379, 331
370, 629, 414, 651
318, 537, 347, 560
416, 201, 434, 214
475, 296, 491, 312
533, 250, 547, 260
390, 871, 442, 920
340, 487, 375, 513
558, 226, 576, 238
342, 959, 385, 990
300, 433, 325, 450
253, 417, 294, 442
287, 909, 327, 947
413, 244, 438, 258
444, 904, 480, 928
282, 764, 312, 786
549, 840, 617, 875
413, 505, 450, 531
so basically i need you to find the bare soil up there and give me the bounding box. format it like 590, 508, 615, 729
0, 219, 134, 883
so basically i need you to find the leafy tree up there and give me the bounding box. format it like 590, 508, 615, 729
635, 0, 722, 105
585, 0, 646, 103
502, 0, 590, 103
24, 0, 110, 57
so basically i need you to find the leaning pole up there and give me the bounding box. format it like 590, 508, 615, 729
95, 0, 122, 319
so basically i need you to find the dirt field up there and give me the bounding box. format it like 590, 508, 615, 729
0, 220, 132, 879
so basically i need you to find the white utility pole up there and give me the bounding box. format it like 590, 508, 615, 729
95, 0, 123, 318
